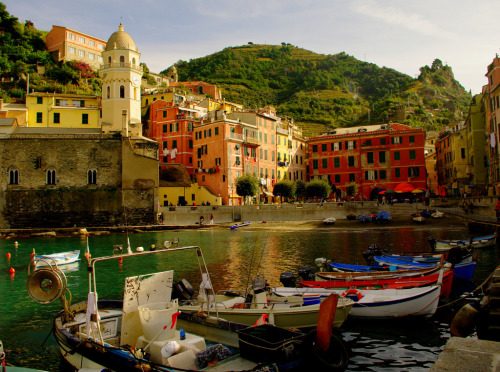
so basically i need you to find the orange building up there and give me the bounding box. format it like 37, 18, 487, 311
484, 55, 500, 192
227, 109, 279, 201
169, 81, 221, 100
149, 100, 198, 175
193, 111, 259, 205
46, 26, 106, 70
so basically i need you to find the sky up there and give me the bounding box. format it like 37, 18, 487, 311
4, 0, 500, 95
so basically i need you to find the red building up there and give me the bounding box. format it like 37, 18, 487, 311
308, 123, 426, 200
148, 100, 199, 175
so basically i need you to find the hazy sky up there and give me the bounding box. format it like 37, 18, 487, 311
4, 0, 499, 95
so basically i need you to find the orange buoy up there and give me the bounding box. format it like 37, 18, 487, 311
6, 252, 11, 259
9, 267, 15, 274
14, 241, 19, 247
118, 257, 123, 263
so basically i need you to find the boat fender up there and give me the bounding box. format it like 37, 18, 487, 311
362, 287, 375, 290
341, 289, 363, 301
450, 303, 479, 337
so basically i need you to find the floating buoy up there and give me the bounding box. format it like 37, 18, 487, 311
14, 241, 18, 247
150, 244, 156, 251
6, 252, 11, 260
136, 247, 144, 252
118, 257, 123, 263
9, 267, 15, 274
451, 303, 479, 337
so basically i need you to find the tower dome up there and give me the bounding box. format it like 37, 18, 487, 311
105, 24, 137, 52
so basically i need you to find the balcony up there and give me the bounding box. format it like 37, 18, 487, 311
225, 133, 260, 146
101, 62, 143, 73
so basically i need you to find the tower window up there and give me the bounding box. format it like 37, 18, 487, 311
120, 85, 125, 98
106, 86, 110, 99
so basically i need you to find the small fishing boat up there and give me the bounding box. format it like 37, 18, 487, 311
176, 276, 354, 330
411, 213, 426, 223
431, 210, 445, 218
373, 255, 476, 281
375, 211, 391, 223
271, 285, 441, 319
315, 264, 449, 281
299, 270, 454, 298
27, 245, 350, 371
358, 213, 376, 223
323, 217, 336, 225
428, 234, 496, 252
34, 250, 80, 267
229, 222, 251, 229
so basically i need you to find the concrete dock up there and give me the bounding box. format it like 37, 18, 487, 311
430, 337, 500, 371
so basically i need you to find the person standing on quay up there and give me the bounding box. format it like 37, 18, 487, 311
210, 213, 214, 224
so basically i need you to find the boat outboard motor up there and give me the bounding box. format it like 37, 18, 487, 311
171, 279, 195, 302
298, 266, 314, 281
427, 236, 436, 252
362, 244, 383, 265
279, 272, 296, 287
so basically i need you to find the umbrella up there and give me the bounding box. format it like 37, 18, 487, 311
394, 182, 415, 193
385, 190, 397, 194
411, 189, 425, 193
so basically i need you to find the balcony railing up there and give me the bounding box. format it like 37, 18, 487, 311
101, 63, 143, 72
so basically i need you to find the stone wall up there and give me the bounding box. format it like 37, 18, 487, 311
0, 136, 156, 228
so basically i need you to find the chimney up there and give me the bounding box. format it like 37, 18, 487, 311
122, 110, 128, 137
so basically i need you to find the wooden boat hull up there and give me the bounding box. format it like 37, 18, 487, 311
272, 286, 441, 318
301, 270, 454, 298
178, 296, 353, 329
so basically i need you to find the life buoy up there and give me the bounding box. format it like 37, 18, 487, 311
341, 289, 363, 301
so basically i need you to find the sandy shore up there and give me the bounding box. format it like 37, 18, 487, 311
215, 215, 467, 231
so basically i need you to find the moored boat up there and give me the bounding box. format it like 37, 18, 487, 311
428, 234, 496, 252
271, 285, 441, 319
323, 217, 336, 225
229, 222, 251, 229
27, 245, 351, 371
299, 270, 454, 298
34, 250, 80, 267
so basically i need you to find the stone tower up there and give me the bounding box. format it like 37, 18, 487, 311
100, 24, 142, 136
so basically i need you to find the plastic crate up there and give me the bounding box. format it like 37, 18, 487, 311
236, 324, 306, 364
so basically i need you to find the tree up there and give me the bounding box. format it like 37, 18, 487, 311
236, 174, 259, 204
345, 182, 358, 198
295, 180, 306, 199
305, 179, 331, 199
273, 179, 296, 202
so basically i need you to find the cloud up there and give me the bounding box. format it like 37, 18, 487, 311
351, 0, 456, 40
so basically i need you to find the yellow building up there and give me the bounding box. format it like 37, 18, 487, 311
26, 93, 100, 128
276, 119, 307, 181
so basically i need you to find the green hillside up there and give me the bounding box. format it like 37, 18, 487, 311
168, 44, 472, 137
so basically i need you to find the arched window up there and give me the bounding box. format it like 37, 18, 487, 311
106, 86, 110, 99
119, 55, 125, 66
108, 56, 111, 64
132, 57, 136, 65
88, 169, 97, 185
8, 169, 19, 185
46, 169, 56, 185
120, 85, 125, 98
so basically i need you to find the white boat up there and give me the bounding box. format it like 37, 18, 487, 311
34, 250, 80, 267
27, 245, 349, 371
177, 276, 354, 329
271, 285, 441, 319
431, 210, 445, 218
323, 217, 336, 225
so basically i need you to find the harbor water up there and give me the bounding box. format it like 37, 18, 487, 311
0, 223, 499, 371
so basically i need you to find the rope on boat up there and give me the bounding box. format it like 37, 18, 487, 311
436, 270, 495, 309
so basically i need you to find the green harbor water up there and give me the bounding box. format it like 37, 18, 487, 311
1, 224, 499, 371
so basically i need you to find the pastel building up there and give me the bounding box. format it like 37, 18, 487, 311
149, 99, 198, 175
45, 26, 106, 70
465, 94, 488, 195
276, 119, 307, 181
193, 111, 259, 205
484, 55, 500, 194
26, 93, 100, 128
308, 123, 426, 200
